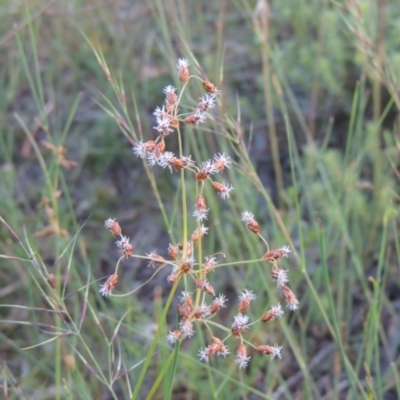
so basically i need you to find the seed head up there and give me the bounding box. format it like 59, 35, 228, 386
196, 195, 206, 210
231, 313, 250, 336
179, 319, 195, 338
154, 140, 166, 157
99, 273, 118, 297
167, 330, 183, 344
241, 211, 259, 234
180, 257, 194, 273
115, 236, 133, 258
235, 344, 251, 369
146, 251, 165, 268
154, 115, 173, 137
211, 294, 228, 314
202, 80, 219, 94
203, 255, 217, 273
184, 109, 206, 125
179, 291, 193, 306
193, 304, 212, 319
271, 267, 289, 286
133, 140, 156, 158
177, 241, 193, 255
282, 285, 299, 311
256, 344, 283, 359
199, 337, 229, 362
168, 243, 179, 260
104, 218, 122, 236
177, 58, 190, 83
213, 153, 231, 172
261, 303, 284, 323
177, 303, 192, 321
163, 85, 178, 111
263, 246, 291, 262
193, 278, 215, 296
191, 224, 209, 242
238, 289, 257, 313
193, 206, 209, 222
196, 93, 216, 112
196, 160, 218, 181
212, 181, 234, 199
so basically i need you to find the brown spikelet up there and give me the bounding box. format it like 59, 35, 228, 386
202, 80, 218, 93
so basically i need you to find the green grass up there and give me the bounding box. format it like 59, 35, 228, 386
1, 0, 400, 399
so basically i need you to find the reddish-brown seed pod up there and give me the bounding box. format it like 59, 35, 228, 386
196, 171, 209, 181
177, 60, 190, 83
107, 221, 122, 236
169, 157, 185, 169
154, 140, 166, 157
178, 303, 192, 320
99, 273, 119, 296
211, 181, 225, 193
282, 285, 299, 311
238, 299, 250, 313
168, 243, 179, 260
193, 279, 215, 296
165, 91, 178, 110
202, 80, 218, 93
196, 195, 206, 210
184, 114, 199, 125
124, 243, 133, 258
247, 220, 259, 234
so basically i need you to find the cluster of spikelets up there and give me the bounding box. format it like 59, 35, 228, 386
100, 59, 299, 369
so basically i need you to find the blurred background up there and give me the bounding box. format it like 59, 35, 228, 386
1, 0, 400, 399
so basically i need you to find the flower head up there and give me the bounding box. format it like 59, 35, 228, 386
163, 85, 178, 111
241, 211, 259, 234
133, 140, 156, 159
212, 181, 234, 199
198, 348, 210, 362
146, 251, 165, 268
167, 330, 182, 344
271, 267, 289, 286
115, 235, 133, 258
176, 58, 190, 83
168, 243, 179, 259
282, 285, 299, 311
263, 246, 291, 262
202, 80, 220, 94
261, 303, 284, 323
104, 218, 121, 236
179, 320, 195, 338
197, 94, 216, 112
213, 153, 231, 171
231, 313, 250, 336
204, 255, 218, 273
190, 224, 209, 242
235, 344, 251, 369
238, 289, 257, 313
211, 294, 228, 314
256, 344, 283, 360
193, 304, 212, 319
196, 160, 218, 181
99, 273, 118, 297
154, 115, 173, 137
179, 291, 193, 305
193, 278, 215, 296
184, 109, 207, 125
